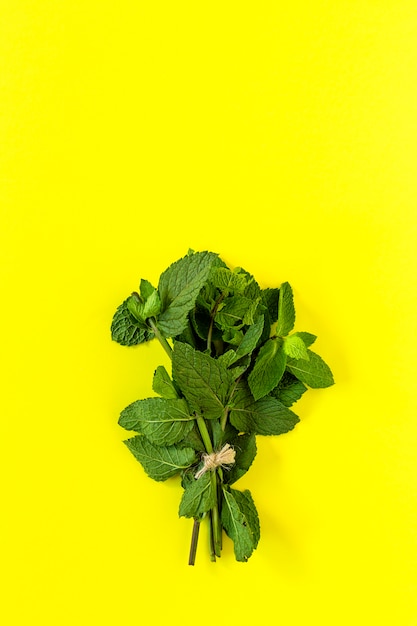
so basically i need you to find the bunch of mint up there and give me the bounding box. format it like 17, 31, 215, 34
111, 250, 334, 564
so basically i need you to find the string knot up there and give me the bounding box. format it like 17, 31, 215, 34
194, 443, 236, 479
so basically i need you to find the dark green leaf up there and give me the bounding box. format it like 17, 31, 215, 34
232, 488, 260, 548
261, 288, 280, 324
152, 365, 179, 399
124, 436, 196, 481
287, 349, 334, 388
221, 487, 259, 561
157, 251, 218, 337
230, 381, 299, 436
179, 472, 216, 518
215, 296, 252, 330
271, 371, 307, 407
248, 338, 287, 400
119, 397, 194, 446
172, 342, 234, 419
225, 433, 257, 485
276, 282, 295, 336
111, 299, 154, 346
230, 315, 265, 364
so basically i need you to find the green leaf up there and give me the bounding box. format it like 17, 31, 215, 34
143, 289, 161, 318
119, 398, 194, 446
178, 472, 216, 518
139, 278, 156, 300
124, 436, 196, 481
152, 365, 179, 399
287, 349, 334, 388
215, 296, 253, 330
293, 331, 317, 347
172, 342, 234, 419
177, 423, 205, 452
225, 433, 257, 485
271, 371, 307, 407
157, 251, 218, 337
283, 334, 310, 360
111, 299, 154, 346
229, 315, 265, 364
248, 338, 287, 401
210, 267, 248, 294
276, 282, 295, 336
221, 487, 259, 562
261, 288, 280, 324
230, 381, 299, 436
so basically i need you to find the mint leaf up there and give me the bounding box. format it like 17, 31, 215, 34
229, 315, 265, 364
261, 288, 280, 324
287, 349, 334, 388
293, 331, 317, 347
271, 371, 307, 407
283, 334, 310, 360
179, 472, 216, 518
211, 267, 248, 294
276, 282, 295, 336
232, 488, 260, 548
225, 432, 257, 485
119, 397, 194, 447
111, 299, 154, 346
157, 251, 218, 337
140, 278, 156, 300
124, 436, 196, 481
230, 381, 299, 436
215, 296, 252, 330
152, 365, 180, 399
172, 342, 234, 419
221, 487, 259, 561
248, 338, 287, 401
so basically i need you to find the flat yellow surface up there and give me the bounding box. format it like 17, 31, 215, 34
1, 2, 417, 624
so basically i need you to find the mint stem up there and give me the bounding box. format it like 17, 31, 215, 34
188, 518, 200, 566
148, 317, 173, 359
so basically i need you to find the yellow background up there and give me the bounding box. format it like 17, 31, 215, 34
1, 2, 417, 624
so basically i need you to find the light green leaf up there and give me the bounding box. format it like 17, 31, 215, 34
178, 472, 216, 518
124, 436, 196, 481
293, 331, 317, 347
111, 299, 154, 346
143, 289, 161, 318
119, 398, 194, 446
157, 251, 218, 337
230, 381, 299, 436
276, 282, 295, 336
283, 335, 310, 360
248, 338, 287, 400
221, 487, 259, 562
172, 342, 234, 419
210, 267, 248, 294
152, 365, 179, 399
287, 349, 334, 388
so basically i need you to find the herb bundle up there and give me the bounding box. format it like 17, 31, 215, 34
111, 250, 334, 564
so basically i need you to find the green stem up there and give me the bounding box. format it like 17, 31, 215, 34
196, 416, 213, 454
188, 518, 200, 566
211, 472, 222, 556
148, 317, 173, 359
